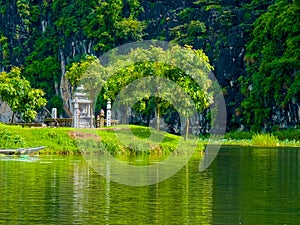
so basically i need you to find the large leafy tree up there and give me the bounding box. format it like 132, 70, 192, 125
0, 67, 47, 122
66, 55, 105, 111
105, 45, 214, 137
66, 44, 214, 137
240, 0, 300, 130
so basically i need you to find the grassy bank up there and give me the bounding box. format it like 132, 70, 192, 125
0, 123, 78, 154
221, 129, 300, 147
93, 125, 204, 156
1, 123, 300, 155
0, 123, 204, 155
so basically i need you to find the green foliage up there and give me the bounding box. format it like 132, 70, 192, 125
105, 45, 212, 109
0, 34, 9, 69
95, 45, 213, 130
17, 0, 30, 26
83, 0, 146, 52
0, 125, 25, 148
126, 0, 143, 18
24, 14, 60, 101
1, 0, 147, 117
131, 126, 151, 138
170, 0, 235, 51
127, 139, 150, 153
65, 55, 98, 87
66, 45, 213, 130
1, 0, 298, 133
273, 129, 300, 141
0, 123, 78, 154
221, 128, 300, 147
178, 8, 195, 20
170, 20, 206, 45
224, 131, 254, 140
115, 18, 146, 41
0, 67, 47, 122
97, 125, 182, 155
252, 133, 279, 147
241, 0, 300, 128
48, 130, 58, 139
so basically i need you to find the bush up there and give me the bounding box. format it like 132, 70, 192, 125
250, 125, 261, 133
128, 139, 150, 153
273, 129, 300, 141
224, 131, 254, 140
101, 138, 123, 154
0, 127, 25, 148
252, 133, 278, 147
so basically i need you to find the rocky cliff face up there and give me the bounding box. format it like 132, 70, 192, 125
138, 0, 253, 129
3, 0, 294, 130
0, 100, 13, 123
0, 0, 257, 126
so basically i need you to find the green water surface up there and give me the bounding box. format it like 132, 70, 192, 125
0, 146, 299, 224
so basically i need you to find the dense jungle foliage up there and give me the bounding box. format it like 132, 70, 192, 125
0, 0, 299, 131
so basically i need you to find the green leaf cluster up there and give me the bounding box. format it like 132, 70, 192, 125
241, 0, 300, 128
66, 44, 214, 131
0, 67, 47, 122
1, 0, 146, 116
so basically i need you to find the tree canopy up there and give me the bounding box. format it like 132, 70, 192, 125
66, 43, 216, 134
0, 0, 299, 130
240, 0, 300, 130
0, 67, 47, 122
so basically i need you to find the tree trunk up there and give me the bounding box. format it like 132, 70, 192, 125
185, 117, 189, 140
124, 106, 128, 124
156, 102, 160, 131
59, 48, 73, 117
11, 111, 14, 124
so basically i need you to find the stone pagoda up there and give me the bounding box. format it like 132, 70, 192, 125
72, 85, 93, 128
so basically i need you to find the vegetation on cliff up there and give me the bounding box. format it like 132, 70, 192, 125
241, 0, 300, 131
0, 0, 299, 131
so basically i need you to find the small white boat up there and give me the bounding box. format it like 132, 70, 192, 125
0, 146, 45, 155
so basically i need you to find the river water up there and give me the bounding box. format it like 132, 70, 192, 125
0, 146, 299, 224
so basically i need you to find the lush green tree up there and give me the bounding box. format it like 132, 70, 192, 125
64, 44, 214, 134
241, 0, 300, 130
0, 67, 47, 122
66, 55, 98, 88
83, 0, 145, 53
65, 55, 106, 110
69, 44, 214, 136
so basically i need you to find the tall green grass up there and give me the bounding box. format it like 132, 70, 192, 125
252, 133, 279, 147
273, 129, 300, 141
0, 123, 193, 155
224, 131, 254, 140
97, 125, 184, 156
223, 129, 300, 147
0, 123, 78, 154
2, 123, 298, 155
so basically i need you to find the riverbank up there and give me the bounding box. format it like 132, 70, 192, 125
0, 123, 299, 155
0, 123, 78, 154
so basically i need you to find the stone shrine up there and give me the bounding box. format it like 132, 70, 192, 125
72, 86, 93, 128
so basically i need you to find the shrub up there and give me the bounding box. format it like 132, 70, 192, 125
224, 131, 254, 140
128, 139, 150, 153
252, 133, 278, 147
250, 125, 261, 133
101, 138, 123, 154
0, 128, 25, 148
273, 129, 300, 141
